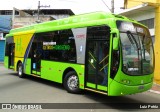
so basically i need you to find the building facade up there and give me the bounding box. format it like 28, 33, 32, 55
12, 9, 74, 28
0, 15, 11, 62
0, 8, 74, 62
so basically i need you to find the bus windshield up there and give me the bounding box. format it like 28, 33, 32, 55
117, 21, 154, 75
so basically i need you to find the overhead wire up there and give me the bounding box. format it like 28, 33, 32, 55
101, 0, 112, 13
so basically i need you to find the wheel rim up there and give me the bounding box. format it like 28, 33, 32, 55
67, 75, 78, 90
18, 65, 22, 76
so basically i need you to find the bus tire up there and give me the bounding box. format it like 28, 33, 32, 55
17, 63, 25, 78
64, 71, 81, 93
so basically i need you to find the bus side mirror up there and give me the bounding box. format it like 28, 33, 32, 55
113, 37, 119, 50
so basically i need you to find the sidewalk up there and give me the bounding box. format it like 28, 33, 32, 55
149, 83, 160, 94
0, 62, 4, 66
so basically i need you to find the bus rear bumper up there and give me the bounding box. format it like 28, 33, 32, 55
108, 80, 153, 96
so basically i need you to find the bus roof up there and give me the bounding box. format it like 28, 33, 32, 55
8, 11, 138, 36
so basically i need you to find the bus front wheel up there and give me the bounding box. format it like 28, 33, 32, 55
64, 71, 81, 93
17, 63, 25, 78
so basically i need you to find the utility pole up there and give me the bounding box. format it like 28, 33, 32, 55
12, 7, 15, 28
111, 0, 114, 13
37, 1, 50, 22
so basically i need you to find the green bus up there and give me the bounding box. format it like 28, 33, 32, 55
4, 12, 154, 96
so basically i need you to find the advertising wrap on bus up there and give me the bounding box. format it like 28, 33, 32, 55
4, 12, 154, 96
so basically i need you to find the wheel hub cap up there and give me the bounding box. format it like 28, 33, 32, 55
67, 75, 78, 90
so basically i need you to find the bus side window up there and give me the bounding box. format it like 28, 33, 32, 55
110, 48, 120, 79
38, 29, 77, 63
56, 29, 76, 63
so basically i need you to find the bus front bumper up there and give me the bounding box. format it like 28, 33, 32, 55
108, 80, 153, 96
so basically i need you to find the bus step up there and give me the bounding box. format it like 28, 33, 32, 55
31, 74, 41, 78
85, 88, 108, 95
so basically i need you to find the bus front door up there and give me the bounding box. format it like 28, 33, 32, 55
31, 42, 42, 76
9, 43, 15, 68
86, 40, 109, 92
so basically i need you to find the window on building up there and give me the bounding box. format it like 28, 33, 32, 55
5, 10, 12, 15
0, 10, 19, 15
139, 18, 154, 29
15, 11, 19, 15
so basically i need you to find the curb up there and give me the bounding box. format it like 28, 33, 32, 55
149, 90, 160, 94
154, 83, 160, 86
149, 83, 160, 94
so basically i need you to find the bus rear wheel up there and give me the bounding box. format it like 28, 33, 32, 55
17, 63, 25, 78
64, 71, 81, 93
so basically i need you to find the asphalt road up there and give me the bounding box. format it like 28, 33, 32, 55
0, 63, 160, 112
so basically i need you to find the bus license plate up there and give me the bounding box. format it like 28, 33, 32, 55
138, 85, 144, 90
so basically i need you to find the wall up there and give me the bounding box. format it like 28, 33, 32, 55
125, 0, 157, 8
0, 16, 11, 62
125, 8, 155, 36
0, 40, 5, 62
13, 16, 51, 28
13, 15, 70, 28
0, 15, 11, 31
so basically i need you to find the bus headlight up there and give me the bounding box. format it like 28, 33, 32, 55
121, 79, 130, 84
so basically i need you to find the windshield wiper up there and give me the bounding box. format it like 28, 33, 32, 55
126, 31, 141, 63
126, 31, 139, 50
141, 35, 146, 60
